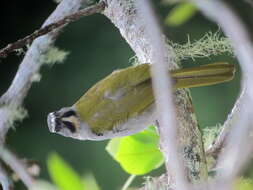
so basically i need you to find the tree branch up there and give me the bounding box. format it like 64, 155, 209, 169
136, 0, 188, 189
0, 0, 87, 143
0, 0, 90, 188
0, 147, 33, 189
0, 1, 105, 59
138, 175, 169, 190
192, 0, 253, 188
103, 0, 208, 185
205, 90, 245, 158
0, 163, 12, 190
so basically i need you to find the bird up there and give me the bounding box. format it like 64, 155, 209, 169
47, 62, 235, 141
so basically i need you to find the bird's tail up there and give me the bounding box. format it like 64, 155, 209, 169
171, 62, 235, 89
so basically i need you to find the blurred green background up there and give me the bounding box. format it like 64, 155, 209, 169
0, 0, 246, 189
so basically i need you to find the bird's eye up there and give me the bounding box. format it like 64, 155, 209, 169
62, 121, 76, 133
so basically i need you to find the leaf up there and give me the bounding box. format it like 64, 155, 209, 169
234, 178, 253, 190
165, 2, 197, 26
106, 137, 121, 158
82, 173, 101, 190
47, 153, 84, 190
106, 127, 164, 175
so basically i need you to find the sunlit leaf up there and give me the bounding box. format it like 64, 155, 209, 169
106, 127, 164, 175
106, 137, 121, 158
165, 2, 197, 26
234, 178, 253, 190
47, 153, 84, 190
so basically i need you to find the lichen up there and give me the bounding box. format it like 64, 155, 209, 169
42, 46, 69, 66
202, 124, 222, 150
169, 31, 233, 62
0, 105, 28, 128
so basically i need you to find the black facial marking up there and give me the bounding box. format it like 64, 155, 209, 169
62, 110, 76, 118
55, 119, 62, 132
62, 121, 76, 133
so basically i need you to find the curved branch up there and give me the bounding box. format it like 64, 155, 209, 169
193, 0, 253, 187
103, 0, 208, 184
136, 1, 188, 189
0, 0, 86, 143
205, 90, 245, 158
0, 1, 105, 59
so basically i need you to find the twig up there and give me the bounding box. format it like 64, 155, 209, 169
0, 163, 13, 190
205, 90, 245, 158
121, 175, 136, 190
0, 146, 34, 189
0, 1, 105, 59
0, 0, 87, 143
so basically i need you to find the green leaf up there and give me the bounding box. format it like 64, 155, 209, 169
106, 137, 121, 158
106, 127, 164, 175
165, 2, 197, 26
47, 153, 84, 190
82, 173, 101, 190
234, 178, 253, 190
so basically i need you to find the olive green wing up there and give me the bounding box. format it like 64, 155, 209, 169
75, 64, 154, 134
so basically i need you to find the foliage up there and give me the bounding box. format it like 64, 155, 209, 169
234, 178, 253, 190
2, 0, 242, 189
82, 173, 101, 190
106, 127, 164, 175
47, 153, 102, 190
47, 153, 85, 190
165, 2, 197, 26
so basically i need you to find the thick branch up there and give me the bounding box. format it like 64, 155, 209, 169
205, 90, 245, 158
0, 1, 105, 59
193, 0, 253, 188
103, 0, 207, 184
137, 1, 188, 189
0, 0, 86, 143
0, 1, 91, 188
